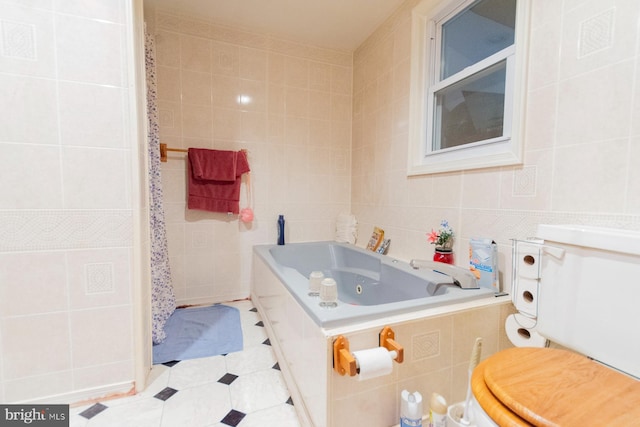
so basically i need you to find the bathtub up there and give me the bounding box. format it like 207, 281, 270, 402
251, 242, 510, 426
254, 242, 494, 328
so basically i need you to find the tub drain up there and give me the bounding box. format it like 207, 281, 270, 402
356, 284, 363, 294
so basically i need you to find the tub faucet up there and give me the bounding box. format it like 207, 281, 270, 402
409, 259, 479, 289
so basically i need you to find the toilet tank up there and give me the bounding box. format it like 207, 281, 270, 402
536, 224, 640, 379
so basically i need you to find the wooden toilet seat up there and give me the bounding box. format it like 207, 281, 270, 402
472, 347, 640, 427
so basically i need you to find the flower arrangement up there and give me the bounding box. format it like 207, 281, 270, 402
427, 220, 454, 250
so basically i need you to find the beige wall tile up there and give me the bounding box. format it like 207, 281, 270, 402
0, 252, 68, 316
2, 313, 71, 379
0, 4, 56, 78
499, 150, 553, 211
331, 384, 398, 426
156, 30, 181, 67
62, 147, 129, 209
212, 41, 239, 76
180, 34, 211, 72
556, 61, 634, 145
58, 82, 125, 148
284, 86, 309, 118
55, 14, 122, 86
559, 0, 639, 81
4, 371, 73, 403
212, 74, 241, 108
0, 74, 59, 144
181, 70, 212, 106
552, 139, 629, 212
239, 47, 267, 81
284, 57, 309, 88
157, 65, 182, 102
70, 306, 132, 368
66, 248, 132, 310
181, 104, 213, 139
0, 143, 63, 209
213, 107, 242, 141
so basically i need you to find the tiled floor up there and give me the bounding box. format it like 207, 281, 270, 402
70, 300, 301, 426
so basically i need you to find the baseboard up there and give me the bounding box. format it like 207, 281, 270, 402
21, 382, 134, 406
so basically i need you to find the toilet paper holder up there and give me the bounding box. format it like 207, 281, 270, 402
333, 326, 404, 376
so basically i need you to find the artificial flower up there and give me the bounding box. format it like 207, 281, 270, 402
427, 220, 454, 248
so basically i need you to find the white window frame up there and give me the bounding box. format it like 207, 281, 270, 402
407, 0, 531, 175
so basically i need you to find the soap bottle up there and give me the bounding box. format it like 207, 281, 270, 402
400, 390, 423, 427
277, 215, 285, 245
429, 393, 447, 427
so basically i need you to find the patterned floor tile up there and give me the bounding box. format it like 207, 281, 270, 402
229, 369, 290, 413
220, 409, 246, 426
67, 301, 301, 426
153, 387, 178, 401
79, 403, 107, 419
218, 373, 239, 385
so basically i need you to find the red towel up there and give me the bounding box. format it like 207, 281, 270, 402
187, 149, 250, 214
189, 148, 237, 181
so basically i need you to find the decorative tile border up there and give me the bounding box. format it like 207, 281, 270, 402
0, 210, 133, 252
461, 209, 640, 244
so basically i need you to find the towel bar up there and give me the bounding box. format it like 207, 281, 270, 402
160, 143, 249, 163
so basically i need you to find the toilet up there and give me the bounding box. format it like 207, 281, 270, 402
471, 225, 640, 426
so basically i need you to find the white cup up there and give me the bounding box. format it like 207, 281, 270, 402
308, 271, 324, 297
319, 278, 338, 308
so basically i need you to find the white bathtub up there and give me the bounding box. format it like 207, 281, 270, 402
251, 242, 511, 426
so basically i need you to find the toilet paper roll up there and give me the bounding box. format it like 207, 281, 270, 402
516, 245, 541, 280
514, 277, 538, 317
506, 313, 547, 347
353, 347, 394, 381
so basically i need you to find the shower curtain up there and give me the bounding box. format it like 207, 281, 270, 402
145, 27, 176, 344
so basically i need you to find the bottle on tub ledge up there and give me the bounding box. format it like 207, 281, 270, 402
277, 214, 285, 245
400, 390, 423, 427
429, 392, 447, 427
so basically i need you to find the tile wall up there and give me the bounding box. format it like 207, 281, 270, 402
146, 10, 353, 305
329, 302, 516, 425
352, 0, 640, 289
0, 0, 143, 403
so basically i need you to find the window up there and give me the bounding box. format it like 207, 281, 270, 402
408, 0, 531, 175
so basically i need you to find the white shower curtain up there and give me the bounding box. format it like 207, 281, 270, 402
145, 27, 176, 344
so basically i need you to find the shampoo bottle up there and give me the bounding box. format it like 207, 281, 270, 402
400, 390, 423, 427
277, 215, 285, 245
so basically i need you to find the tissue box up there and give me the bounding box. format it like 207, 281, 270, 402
469, 238, 499, 292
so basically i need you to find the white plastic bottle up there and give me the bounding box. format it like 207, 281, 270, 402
400, 390, 423, 427
429, 393, 447, 427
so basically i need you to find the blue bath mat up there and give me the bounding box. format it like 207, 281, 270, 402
152, 304, 243, 364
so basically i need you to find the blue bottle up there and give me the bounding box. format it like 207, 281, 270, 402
277, 215, 285, 245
